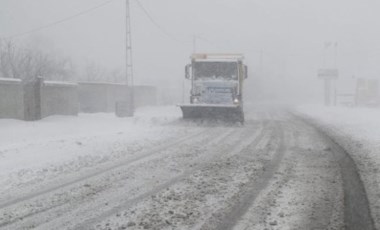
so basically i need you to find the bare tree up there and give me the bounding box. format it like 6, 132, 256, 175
81, 61, 124, 83
0, 40, 75, 81
0, 40, 124, 84
0, 41, 20, 79
82, 61, 106, 82
109, 68, 124, 83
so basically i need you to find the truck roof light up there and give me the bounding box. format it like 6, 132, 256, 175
191, 53, 244, 61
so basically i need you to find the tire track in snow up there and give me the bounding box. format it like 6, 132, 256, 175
0, 123, 255, 229
0, 128, 213, 228
0, 130, 206, 209
80, 120, 272, 230
297, 115, 376, 230
227, 116, 344, 229
199, 120, 286, 230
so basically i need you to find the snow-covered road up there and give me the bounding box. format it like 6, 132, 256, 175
297, 105, 380, 230
0, 106, 374, 229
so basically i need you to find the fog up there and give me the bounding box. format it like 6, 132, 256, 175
3, 2, 380, 228
1, 0, 380, 104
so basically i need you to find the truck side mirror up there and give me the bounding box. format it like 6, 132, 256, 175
244, 65, 248, 79
185, 64, 192, 79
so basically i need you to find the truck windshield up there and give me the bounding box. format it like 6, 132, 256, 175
193, 62, 238, 80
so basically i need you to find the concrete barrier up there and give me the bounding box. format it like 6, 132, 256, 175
78, 82, 131, 113
105, 84, 131, 112
0, 78, 157, 120
41, 81, 79, 118
78, 82, 157, 113
0, 78, 24, 119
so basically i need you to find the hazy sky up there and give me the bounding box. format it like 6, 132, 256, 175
1, 0, 380, 103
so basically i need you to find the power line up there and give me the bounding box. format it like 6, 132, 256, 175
133, 0, 189, 45
3, 0, 115, 40
134, 0, 226, 50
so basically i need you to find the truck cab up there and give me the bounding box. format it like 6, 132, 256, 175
180, 53, 248, 123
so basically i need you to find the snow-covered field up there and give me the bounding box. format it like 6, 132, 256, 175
297, 105, 380, 229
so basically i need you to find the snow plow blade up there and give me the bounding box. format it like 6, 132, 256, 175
179, 104, 244, 123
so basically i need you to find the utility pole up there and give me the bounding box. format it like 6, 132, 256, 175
318, 42, 339, 106
125, 0, 134, 115
193, 35, 197, 53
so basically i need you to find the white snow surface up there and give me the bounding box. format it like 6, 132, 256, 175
0, 106, 183, 191
0, 77, 22, 83
297, 105, 380, 228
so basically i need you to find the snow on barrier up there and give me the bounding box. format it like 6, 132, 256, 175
41, 81, 79, 118
0, 78, 79, 120
0, 78, 24, 119
0, 78, 157, 120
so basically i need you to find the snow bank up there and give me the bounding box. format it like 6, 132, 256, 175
296, 105, 380, 229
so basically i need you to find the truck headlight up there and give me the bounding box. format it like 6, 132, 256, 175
234, 98, 239, 104
193, 97, 199, 103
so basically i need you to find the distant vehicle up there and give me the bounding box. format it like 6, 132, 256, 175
179, 53, 248, 123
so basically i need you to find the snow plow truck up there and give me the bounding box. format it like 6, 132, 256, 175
179, 53, 248, 123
